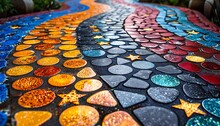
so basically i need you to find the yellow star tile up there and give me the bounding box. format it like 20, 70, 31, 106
93, 35, 103, 39
11, 25, 21, 29
172, 99, 206, 117
90, 25, 97, 29
187, 30, 199, 35
161, 37, 171, 41
58, 90, 86, 106
126, 54, 141, 61
97, 42, 109, 46
144, 28, 153, 31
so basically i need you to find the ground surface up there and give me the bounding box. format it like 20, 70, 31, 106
0, 0, 220, 126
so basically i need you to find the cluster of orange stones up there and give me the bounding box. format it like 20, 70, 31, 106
5, 1, 140, 126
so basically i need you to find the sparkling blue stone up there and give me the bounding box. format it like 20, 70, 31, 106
202, 98, 220, 118
186, 116, 220, 126
151, 74, 180, 87
0, 45, 13, 51
83, 50, 105, 57
1, 40, 18, 45
0, 74, 6, 83
0, 52, 9, 59
0, 60, 7, 69
0, 112, 7, 126
0, 84, 8, 104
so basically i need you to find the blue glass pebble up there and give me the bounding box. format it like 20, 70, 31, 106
83, 50, 105, 57
0, 60, 7, 69
0, 74, 6, 83
202, 98, 220, 118
186, 116, 220, 126
151, 74, 180, 87
0, 112, 7, 126
0, 84, 8, 104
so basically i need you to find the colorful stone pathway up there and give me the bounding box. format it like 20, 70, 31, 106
0, 0, 220, 125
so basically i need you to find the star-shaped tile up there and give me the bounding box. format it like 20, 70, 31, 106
58, 90, 86, 106
97, 42, 109, 46
172, 99, 206, 117
187, 30, 199, 35
93, 35, 103, 39
11, 25, 21, 29
144, 28, 153, 31
161, 37, 171, 41
90, 25, 97, 29
126, 54, 142, 61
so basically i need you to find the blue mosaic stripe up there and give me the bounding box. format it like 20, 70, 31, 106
0, 0, 89, 105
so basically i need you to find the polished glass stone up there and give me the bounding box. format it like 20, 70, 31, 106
119, 45, 137, 49
201, 62, 220, 70
123, 77, 149, 89
145, 54, 167, 62
107, 54, 118, 58
114, 90, 146, 108
150, 48, 169, 54
100, 75, 126, 88
202, 98, 220, 118
151, 74, 180, 87
179, 46, 199, 52
141, 43, 158, 48
214, 54, 220, 61
186, 56, 205, 63
178, 62, 201, 72
107, 47, 126, 54
0, 84, 8, 104
185, 40, 202, 47
0, 60, 7, 69
170, 49, 188, 55
150, 39, 166, 44
201, 47, 219, 54
134, 49, 153, 55
156, 65, 182, 74
83, 50, 105, 57
134, 106, 178, 126
186, 116, 220, 126
197, 73, 220, 85
183, 84, 210, 99
147, 87, 179, 103
0, 73, 6, 83
133, 70, 152, 80
177, 74, 206, 85
91, 58, 112, 66
108, 65, 133, 75
164, 54, 182, 63
159, 44, 176, 50
117, 58, 130, 65
194, 51, 212, 58
110, 41, 125, 45
0, 112, 7, 126
132, 61, 155, 69
101, 45, 112, 49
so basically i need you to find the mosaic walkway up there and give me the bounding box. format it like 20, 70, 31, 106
0, 0, 220, 125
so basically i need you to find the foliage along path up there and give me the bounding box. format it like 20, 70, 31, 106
0, 0, 220, 125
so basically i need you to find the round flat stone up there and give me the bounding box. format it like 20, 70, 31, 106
151, 74, 180, 87
179, 46, 199, 52
147, 87, 179, 103
107, 55, 118, 58
164, 54, 182, 63
133, 70, 152, 80
119, 45, 137, 49
101, 45, 112, 49
123, 77, 149, 89
111, 41, 125, 45
108, 65, 133, 75
100, 75, 126, 88
133, 106, 178, 126
159, 44, 176, 50
102, 111, 139, 126
141, 43, 158, 48
81, 45, 100, 51
177, 74, 206, 85
186, 116, 220, 126
150, 48, 168, 55
201, 62, 220, 70
135, 49, 153, 55
77, 67, 96, 78
156, 65, 182, 74
107, 47, 126, 54
48, 74, 75, 87
178, 62, 201, 72
114, 90, 146, 108
75, 79, 102, 92
186, 56, 205, 62
170, 49, 188, 55
83, 50, 105, 57
202, 98, 220, 118
91, 58, 112, 66
34, 66, 60, 77
6, 66, 33, 76
146, 54, 167, 62
0, 84, 8, 104
183, 84, 209, 99
132, 61, 155, 69
117, 58, 130, 65
197, 73, 220, 85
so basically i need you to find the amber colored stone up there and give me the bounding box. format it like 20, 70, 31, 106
43, 39, 61, 44
13, 55, 37, 65
15, 111, 52, 126
63, 50, 82, 58
34, 66, 61, 77
23, 40, 41, 44
34, 44, 54, 50
59, 45, 77, 50
75, 79, 102, 92
77, 67, 96, 78
18, 89, 55, 108
13, 50, 35, 57
41, 49, 61, 56
6, 66, 33, 76
12, 77, 43, 90
63, 59, 87, 68
48, 74, 75, 87
16, 44, 31, 51
37, 57, 59, 66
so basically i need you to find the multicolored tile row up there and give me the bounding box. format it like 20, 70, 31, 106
0, 0, 220, 125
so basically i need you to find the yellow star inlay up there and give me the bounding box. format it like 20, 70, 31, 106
58, 90, 86, 106
144, 28, 153, 31
97, 42, 109, 46
11, 25, 21, 29
93, 35, 103, 39
161, 37, 171, 41
126, 54, 141, 61
172, 99, 206, 117
90, 25, 97, 29
187, 30, 199, 35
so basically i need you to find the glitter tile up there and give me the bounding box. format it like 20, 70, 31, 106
151, 74, 180, 87
146, 54, 167, 62
135, 49, 153, 55
13, 50, 35, 57
13, 55, 37, 65
12, 77, 43, 90
186, 56, 205, 63
201, 62, 220, 71
34, 44, 54, 50
0, 112, 7, 126
58, 90, 85, 106
123, 77, 149, 89
164, 54, 182, 63
77, 67, 96, 78
183, 84, 210, 99
83, 50, 105, 57
133, 70, 152, 80
75, 79, 102, 92
132, 61, 155, 69
117, 58, 130, 65
156, 65, 182, 74
177, 74, 206, 85
37, 57, 59, 66
107, 47, 126, 54
6, 65, 33, 76
0, 84, 8, 104
48, 74, 75, 87
100, 75, 126, 88
63, 59, 87, 69
34, 66, 60, 77
186, 116, 220, 126
108, 65, 133, 75
202, 98, 220, 118
91, 58, 112, 66
63, 50, 82, 58
197, 73, 220, 85
41, 49, 61, 57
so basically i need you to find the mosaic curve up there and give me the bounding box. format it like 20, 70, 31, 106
0, 0, 220, 125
